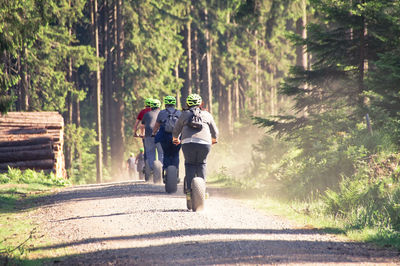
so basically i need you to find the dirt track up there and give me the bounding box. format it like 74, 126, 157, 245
30, 180, 400, 265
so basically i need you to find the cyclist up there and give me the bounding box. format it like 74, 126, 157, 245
152, 96, 181, 182
141, 99, 163, 171
133, 98, 152, 169
126, 153, 136, 179
172, 94, 218, 200
135, 148, 145, 180
133, 98, 152, 137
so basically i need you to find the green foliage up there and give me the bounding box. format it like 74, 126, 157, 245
64, 124, 100, 184
249, 1, 400, 237
0, 0, 94, 111
0, 168, 69, 262
323, 153, 400, 231
0, 167, 70, 186
208, 166, 244, 188
0, 95, 15, 114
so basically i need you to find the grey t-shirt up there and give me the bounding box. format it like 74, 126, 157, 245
142, 109, 160, 137
156, 107, 182, 126
172, 107, 218, 145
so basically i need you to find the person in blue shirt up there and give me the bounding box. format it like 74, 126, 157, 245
152, 96, 182, 182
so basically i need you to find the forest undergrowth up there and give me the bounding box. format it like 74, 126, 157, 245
209, 120, 400, 250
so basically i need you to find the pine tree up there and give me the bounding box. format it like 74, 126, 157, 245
258, 0, 399, 137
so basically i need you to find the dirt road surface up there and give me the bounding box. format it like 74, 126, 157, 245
30, 180, 400, 265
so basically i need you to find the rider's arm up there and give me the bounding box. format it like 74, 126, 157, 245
208, 114, 219, 144
172, 112, 185, 145
152, 122, 161, 136
133, 119, 141, 136
139, 121, 145, 137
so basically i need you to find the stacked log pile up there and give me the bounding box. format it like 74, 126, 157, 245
0, 112, 65, 178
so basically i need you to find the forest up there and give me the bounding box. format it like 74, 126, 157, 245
1, 0, 400, 235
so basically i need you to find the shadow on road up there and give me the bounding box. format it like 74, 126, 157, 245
25, 237, 400, 265
29, 227, 374, 252
11, 181, 172, 212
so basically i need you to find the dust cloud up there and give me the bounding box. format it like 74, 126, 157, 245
207, 124, 264, 180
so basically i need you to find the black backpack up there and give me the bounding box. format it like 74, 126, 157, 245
164, 109, 179, 133
187, 107, 203, 130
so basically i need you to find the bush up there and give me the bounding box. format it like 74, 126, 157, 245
323, 153, 400, 231
251, 110, 399, 200
0, 167, 70, 187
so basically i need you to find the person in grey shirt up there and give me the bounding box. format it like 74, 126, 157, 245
172, 93, 218, 198
152, 96, 182, 181
141, 99, 163, 170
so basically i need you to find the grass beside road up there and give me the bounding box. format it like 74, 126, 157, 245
207, 171, 400, 251
0, 168, 71, 264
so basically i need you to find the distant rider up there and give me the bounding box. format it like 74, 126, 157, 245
141, 99, 164, 171
133, 98, 152, 137
133, 98, 152, 164
126, 153, 136, 179
135, 148, 145, 180
172, 94, 218, 201
152, 96, 182, 182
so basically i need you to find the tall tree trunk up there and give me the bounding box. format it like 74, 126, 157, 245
225, 12, 232, 135
296, 0, 308, 116
64, 12, 74, 176
91, 0, 103, 183
175, 60, 181, 110
255, 35, 260, 115
20, 45, 29, 111
199, 7, 212, 113
239, 73, 247, 111
182, 16, 192, 106
207, 39, 212, 114
102, 0, 111, 167
234, 67, 239, 120
358, 14, 367, 106
73, 94, 82, 172
227, 84, 233, 135
270, 70, 276, 115
216, 71, 223, 129
109, 0, 125, 174
193, 29, 200, 94
295, 0, 307, 69
109, 0, 117, 174
15, 52, 21, 111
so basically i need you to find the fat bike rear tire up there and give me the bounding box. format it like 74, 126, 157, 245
153, 160, 163, 184
165, 165, 178, 193
144, 161, 152, 182
191, 177, 206, 212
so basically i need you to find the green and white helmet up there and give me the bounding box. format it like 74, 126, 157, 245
186, 93, 202, 107
164, 95, 176, 105
150, 99, 161, 108
144, 98, 153, 107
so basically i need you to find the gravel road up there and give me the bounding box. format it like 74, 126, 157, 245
31, 180, 400, 265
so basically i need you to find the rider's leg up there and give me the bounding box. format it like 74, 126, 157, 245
171, 143, 181, 168
182, 143, 198, 190
161, 138, 180, 168
182, 143, 210, 189
156, 142, 163, 163
193, 144, 211, 179
142, 139, 147, 161
144, 137, 156, 169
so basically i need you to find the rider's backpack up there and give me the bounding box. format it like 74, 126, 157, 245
164, 109, 179, 133
187, 108, 203, 130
